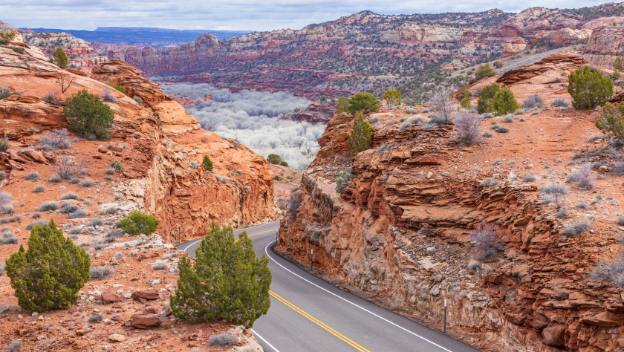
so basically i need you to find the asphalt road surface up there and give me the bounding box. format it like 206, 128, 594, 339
179, 222, 479, 352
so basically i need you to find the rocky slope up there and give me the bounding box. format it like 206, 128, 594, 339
0, 32, 274, 351
21, 30, 108, 70
277, 53, 624, 351
105, 3, 624, 104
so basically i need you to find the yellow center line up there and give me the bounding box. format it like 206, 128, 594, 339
269, 289, 370, 352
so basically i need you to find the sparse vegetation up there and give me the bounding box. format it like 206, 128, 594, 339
33, 186, 45, 193
383, 88, 401, 106
24, 172, 39, 181
523, 95, 544, 109
64, 90, 114, 140
346, 92, 381, 114
0, 229, 17, 244
562, 221, 590, 236
568, 163, 595, 190
208, 333, 238, 347
267, 154, 288, 167
0, 138, 9, 152
39, 129, 72, 150
117, 210, 159, 236
430, 87, 454, 124
454, 112, 481, 146
335, 169, 353, 193
43, 92, 62, 106
522, 174, 536, 183
90, 266, 115, 280
0, 30, 16, 45
348, 112, 373, 155
592, 255, 624, 287
6, 221, 90, 312
110, 83, 126, 94
540, 183, 568, 207
470, 225, 503, 261
568, 66, 614, 110
492, 87, 520, 116
474, 63, 496, 81
110, 160, 123, 173
202, 155, 213, 172
288, 191, 302, 217
171, 225, 271, 327
37, 201, 58, 212
477, 84, 500, 114
101, 88, 116, 103
54, 156, 82, 180
481, 178, 498, 187
0, 192, 13, 214
459, 87, 472, 110
52, 47, 68, 68
335, 97, 350, 114
596, 102, 624, 141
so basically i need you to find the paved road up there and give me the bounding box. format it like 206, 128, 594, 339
179, 222, 479, 352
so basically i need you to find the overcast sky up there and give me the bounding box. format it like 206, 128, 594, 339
1, 0, 616, 31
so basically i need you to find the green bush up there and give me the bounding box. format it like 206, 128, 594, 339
53, 48, 68, 68
614, 56, 624, 72
477, 84, 500, 114
110, 83, 126, 94
267, 154, 288, 167
568, 66, 614, 110
6, 221, 90, 312
335, 169, 353, 193
0, 138, 8, 153
335, 97, 350, 114
347, 92, 381, 114
459, 87, 472, 110
117, 210, 159, 235
348, 111, 373, 155
202, 155, 213, 171
0, 30, 16, 45
171, 225, 271, 327
492, 87, 520, 115
383, 88, 401, 106
475, 63, 497, 81
64, 90, 114, 140
597, 102, 624, 141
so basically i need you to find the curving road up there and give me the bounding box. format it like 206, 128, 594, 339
179, 222, 479, 352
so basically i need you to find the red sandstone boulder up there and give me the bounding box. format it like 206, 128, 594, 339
101, 291, 123, 304
542, 323, 566, 347
131, 289, 160, 302
130, 313, 161, 329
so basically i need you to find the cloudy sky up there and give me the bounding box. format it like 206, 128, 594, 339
1, 0, 615, 31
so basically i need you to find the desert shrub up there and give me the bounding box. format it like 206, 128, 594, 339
43, 92, 62, 106
60, 192, 79, 200
556, 209, 569, 219
481, 178, 498, 187
110, 83, 126, 94
522, 174, 536, 183
523, 95, 544, 109
48, 174, 62, 183
4, 340, 21, 352
33, 186, 45, 193
335, 169, 353, 193
133, 96, 144, 105
493, 61, 504, 69
348, 112, 373, 155
37, 201, 58, 212
101, 88, 116, 103
347, 92, 380, 114
0, 192, 13, 214
477, 84, 500, 114
383, 88, 401, 106
470, 225, 503, 261
202, 155, 213, 172
209, 333, 238, 347
0, 30, 16, 45
459, 87, 472, 110
59, 203, 78, 214
430, 87, 454, 124
267, 154, 288, 167
90, 266, 114, 280
596, 102, 624, 141
39, 129, 72, 150
492, 125, 509, 133
152, 260, 167, 270
6, 221, 90, 312
53, 48, 68, 68
171, 225, 271, 327
117, 210, 159, 235
454, 112, 481, 146
552, 99, 569, 108
0, 138, 8, 152
0, 229, 17, 244
0, 216, 20, 225
568, 163, 595, 190
24, 172, 39, 181
80, 179, 95, 188
568, 66, 614, 110
69, 209, 87, 219
54, 156, 82, 180
562, 221, 590, 236
592, 255, 624, 287
474, 63, 496, 81
540, 183, 568, 207
64, 90, 114, 140
492, 87, 520, 116
110, 160, 123, 173
618, 216, 624, 226
335, 97, 350, 114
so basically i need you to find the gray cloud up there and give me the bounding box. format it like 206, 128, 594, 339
1, 1, 614, 31
161, 83, 323, 170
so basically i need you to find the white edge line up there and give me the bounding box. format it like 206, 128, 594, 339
264, 241, 455, 352
252, 329, 281, 352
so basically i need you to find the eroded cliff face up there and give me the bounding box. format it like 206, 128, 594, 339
278, 56, 624, 351
0, 38, 277, 243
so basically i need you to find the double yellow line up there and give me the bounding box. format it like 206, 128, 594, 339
269, 290, 370, 352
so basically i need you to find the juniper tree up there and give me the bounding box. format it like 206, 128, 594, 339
348, 111, 373, 155
568, 66, 614, 110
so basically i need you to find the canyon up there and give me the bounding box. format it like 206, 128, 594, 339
277, 50, 624, 351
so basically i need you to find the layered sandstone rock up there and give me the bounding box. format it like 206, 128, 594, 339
278, 57, 624, 351
0, 37, 277, 243
583, 25, 624, 69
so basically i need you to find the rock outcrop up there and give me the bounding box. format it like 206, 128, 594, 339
278, 56, 624, 351
583, 25, 624, 69
0, 35, 277, 243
